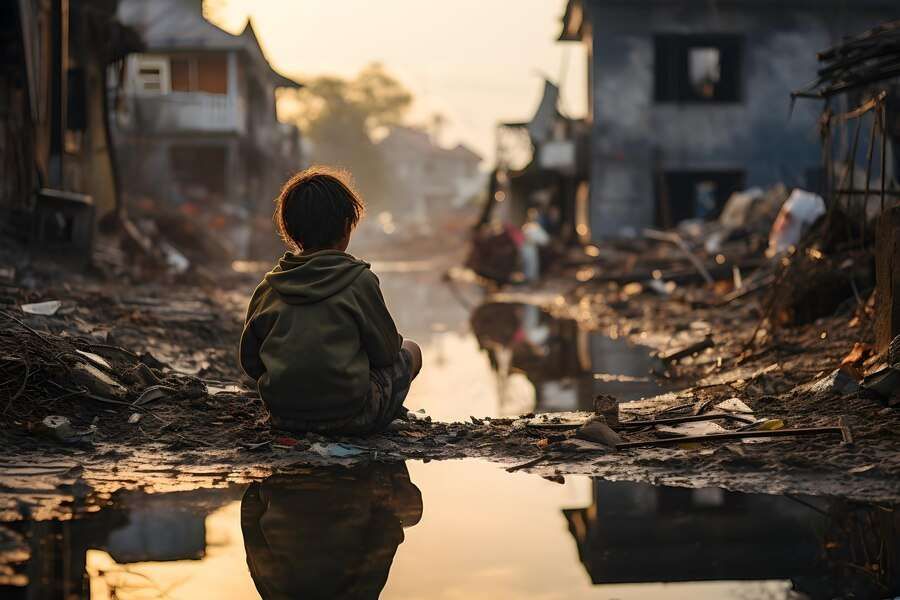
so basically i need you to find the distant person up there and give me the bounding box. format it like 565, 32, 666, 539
239, 167, 423, 435
521, 208, 550, 282
241, 462, 423, 600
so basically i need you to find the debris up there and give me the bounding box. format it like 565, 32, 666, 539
37, 416, 76, 442
619, 412, 756, 428
72, 362, 128, 398
273, 436, 300, 447
592, 394, 619, 427
133, 385, 179, 407
714, 398, 754, 414
575, 417, 623, 447
656, 421, 730, 437
839, 343, 872, 381
309, 442, 367, 459
660, 336, 714, 365
848, 464, 876, 474
20, 301, 61, 316
861, 365, 900, 400
75, 349, 112, 370
739, 418, 785, 432
206, 382, 244, 395
127, 413, 142, 424
506, 455, 548, 472
767, 189, 826, 256
805, 369, 861, 396
646, 278, 676, 296
616, 417, 854, 449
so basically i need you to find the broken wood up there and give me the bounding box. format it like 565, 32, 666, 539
527, 412, 756, 431
616, 417, 854, 449
660, 336, 714, 364
505, 455, 548, 472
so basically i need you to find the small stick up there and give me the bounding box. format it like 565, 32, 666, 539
660, 336, 715, 364
506, 455, 547, 472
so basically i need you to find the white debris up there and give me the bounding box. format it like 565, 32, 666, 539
715, 398, 755, 414
21, 300, 61, 316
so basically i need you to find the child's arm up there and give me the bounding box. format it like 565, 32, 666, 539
355, 271, 402, 368
239, 283, 273, 380
239, 317, 267, 380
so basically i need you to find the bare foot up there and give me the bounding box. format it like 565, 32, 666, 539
402, 339, 423, 379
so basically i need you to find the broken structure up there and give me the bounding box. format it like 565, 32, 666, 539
490, 80, 591, 244
0, 0, 140, 261
558, 0, 900, 238
111, 0, 304, 259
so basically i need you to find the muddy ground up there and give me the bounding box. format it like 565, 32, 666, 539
1, 236, 899, 522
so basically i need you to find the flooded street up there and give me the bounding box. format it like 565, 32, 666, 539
4, 260, 897, 599
4, 0, 900, 597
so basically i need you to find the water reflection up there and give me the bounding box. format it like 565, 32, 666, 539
470, 301, 666, 413
2, 460, 898, 599
566, 480, 899, 599
241, 463, 422, 600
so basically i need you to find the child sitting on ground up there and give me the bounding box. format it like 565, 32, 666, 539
239, 167, 422, 435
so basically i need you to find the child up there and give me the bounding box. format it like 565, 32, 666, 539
239, 167, 422, 435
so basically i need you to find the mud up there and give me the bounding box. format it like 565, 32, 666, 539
1, 242, 899, 523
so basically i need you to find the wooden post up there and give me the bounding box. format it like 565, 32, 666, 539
875, 205, 900, 353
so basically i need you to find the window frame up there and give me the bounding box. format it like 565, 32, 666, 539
654, 33, 744, 104
132, 56, 171, 95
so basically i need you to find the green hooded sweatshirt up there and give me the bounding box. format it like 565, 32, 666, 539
239, 250, 401, 425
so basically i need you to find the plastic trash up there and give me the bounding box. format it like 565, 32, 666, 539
715, 398, 754, 414
310, 442, 367, 459
767, 189, 826, 256
21, 300, 61, 316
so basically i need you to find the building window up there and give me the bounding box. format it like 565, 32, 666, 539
196, 55, 228, 94
133, 54, 228, 95
133, 56, 170, 94
656, 170, 745, 226
654, 34, 742, 103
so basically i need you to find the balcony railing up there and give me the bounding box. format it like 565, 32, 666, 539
127, 93, 245, 135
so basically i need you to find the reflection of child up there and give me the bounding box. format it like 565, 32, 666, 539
241, 463, 422, 600
239, 167, 423, 434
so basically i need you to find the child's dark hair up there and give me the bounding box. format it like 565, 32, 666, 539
274, 166, 365, 252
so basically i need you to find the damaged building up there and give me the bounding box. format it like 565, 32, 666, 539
111, 0, 304, 259
0, 0, 140, 262
558, 0, 900, 238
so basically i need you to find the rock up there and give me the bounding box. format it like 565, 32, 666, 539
38, 415, 76, 442
575, 416, 623, 447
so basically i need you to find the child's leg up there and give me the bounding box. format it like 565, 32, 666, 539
402, 339, 423, 378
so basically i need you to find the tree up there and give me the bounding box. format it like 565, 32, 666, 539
283, 63, 412, 208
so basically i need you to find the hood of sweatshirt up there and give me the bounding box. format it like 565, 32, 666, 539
265, 251, 370, 305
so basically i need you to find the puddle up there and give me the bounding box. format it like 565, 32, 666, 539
4, 260, 895, 597
3, 459, 895, 599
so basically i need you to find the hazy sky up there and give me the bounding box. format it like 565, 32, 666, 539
206, 0, 587, 165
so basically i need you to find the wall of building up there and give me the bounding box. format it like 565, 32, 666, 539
583, 1, 900, 238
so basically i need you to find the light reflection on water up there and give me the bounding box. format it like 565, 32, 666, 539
73, 460, 829, 600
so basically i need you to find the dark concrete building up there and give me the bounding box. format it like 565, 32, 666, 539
558, 0, 900, 238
